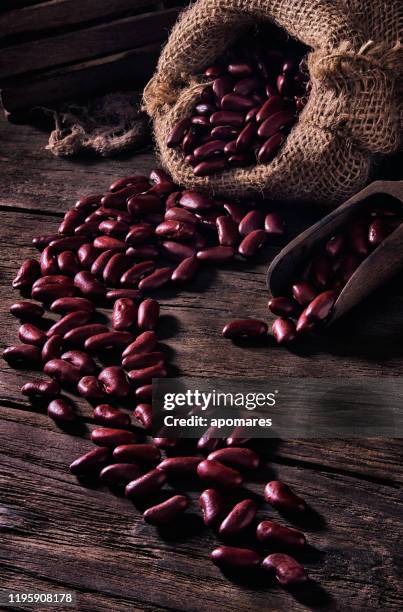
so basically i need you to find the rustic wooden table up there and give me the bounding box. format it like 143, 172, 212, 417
0, 115, 402, 611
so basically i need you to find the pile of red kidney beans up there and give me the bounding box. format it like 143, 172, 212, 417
167, 38, 309, 175
3, 168, 315, 588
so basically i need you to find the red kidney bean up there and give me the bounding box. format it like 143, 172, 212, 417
138, 267, 172, 290
98, 219, 129, 237
208, 447, 259, 470
197, 426, 222, 453
167, 118, 191, 148
171, 255, 199, 283
197, 460, 242, 489
125, 223, 154, 245
3, 344, 41, 367
10, 301, 44, 321
292, 281, 316, 306
265, 213, 285, 235
77, 243, 98, 269
125, 468, 166, 499
100, 463, 141, 487
211, 546, 260, 569
77, 375, 105, 399
48, 397, 76, 424
122, 330, 157, 358
137, 299, 160, 331
127, 193, 163, 217
164, 207, 197, 225
49, 235, 87, 254
152, 437, 178, 449
12, 258, 41, 289
196, 246, 234, 263
256, 96, 285, 122
234, 77, 261, 96
326, 234, 345, 258
268, 297, 298, 317
235, 122, 256, 152
210, 111, 244, 127
223, 202, 249, 224
85, 331, 133, 352
64, 323, 108, 346
32, 234, 59, 250
257, 132, 286, 163
69, 447, 110, 477
61, 350, 96, 375
46, 310, 91, 338
113, 443, 160, 463
103, 253, 132, 286
91, 249, 115, 277
74, 194, 102, 211
98, 366, 129, 398
18, 323, 46, 347
156, 220, 196, 242
121, 261, 155, 286
127, 362, 167, 385
33, 275, 73, 289
94, 404, 130, 428
75, 221, 100, 237
122, 351, 164, 370
74, 271, 106, 300
135, 384, 152, 401
238, 211, 264, 236
219, 499, 257, 537
264, 480, 306, 513
133, 403, 152, 430
112, 298, 137, 331
368, 218, 396, 246
262, 553, 308, 586
305, 290, 337, 323
179, 191, 216, 212
199, 489, 225, 526
212, 76, 234, 99
157, 456, 201, 476
44, 358, 81, 385
93, 236, 126, 251
109, 175, 149, 192
257, 520, 306, 548
228, 62, 254, 77
193, 140, 226, 161
160, 241, 195, 263
238, 229, 267, 257
91, 427, 135, 448
21, 379, 60, 399
216, 216, 238, 247
211, 125, 240, 140
296, 309, 316, 334
193, 158, 227, 177
50, 297, 94, 314
40, 246, 58, 275
222, 319, 267, 339
101, 184, 149, 209
143, 495, 189, 525
272, 317, 297, 344
42, 334, 63, 363
106, 288, 142, 301
257, 110, 295, 139
57, 251, 81, 276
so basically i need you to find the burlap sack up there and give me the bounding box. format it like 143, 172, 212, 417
143, 0, 402, 205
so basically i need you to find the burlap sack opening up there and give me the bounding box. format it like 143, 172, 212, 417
144, 0, 402, 206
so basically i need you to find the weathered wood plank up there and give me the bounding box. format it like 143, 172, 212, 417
0, 410, 401, 610
0, 9, 179, 80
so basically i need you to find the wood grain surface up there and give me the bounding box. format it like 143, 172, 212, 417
0, 115, 402, 611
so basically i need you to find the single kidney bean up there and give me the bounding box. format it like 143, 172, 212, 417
121, 261, 156, 286
74, 194, 102, 211
262, 553, 308, 586
125, 468, 166, 499
198, 426, 222, 453
125, 243, 160, 260
64, 323, 108, 346
91, 249, 116, 278
58, 209, 84, 235
112, 298, 137, 331
103, 253, 133, 286
57, 251, 81, 277
50, 297, 94, 314
3, 344, 41, 367
40, 246, 58, 276
49, 235, 87, 254
32, 234, 59, 250
211, 125, 240, 140
31, 282, 76, 303
221, 93, 255, 112
106, 288, 142, 302
216, 215, 238, 247
12, 258, 41, 289
305, 290, 337, 323
264, 481, 306, 513
74, 271, 106, 300
77, 243, 98, 269
75, 221, 100, 237
296, 310, 316, 334
46, 310, 91, 338
113, 443, 160, 463
21, 379, 60, 400
157, 456, 201, 476
127, 362, 167, 385
149, 168, 172, 185
256, 96, 285, 122
199, 489, 225, 526
238, 211, 264, 236
100, 463, 141, 487
156, 220, 196, 242
101, 184, 149, 209
171, 255, 199, 284
10, 301, 44, 321
292, 281, 316, 306
44, 358, 81, 385
93, 236, 126, 251
167, 118, 191, 148
257, 110, 295, 139
98, 219, 129, 237
61, 350, 96, 375
219, 499, 257, 537
179, 191, 215, 211
257, 520, 306, 548
193, 140, 226, 161
326, 234, 345, 258
138, 267, 172, 290
265, 213, 285, 235
109, 175, 149, 192
197, 460, 242, 489
153, 437, 178, 450
257, 132, 286, 163
125, 223, 154, 245
127, 193, 163, 217
235, 122, 256, 152
194, 159, 227, 176
48, 397, 76, 424
272, 318, 297, 344
143, 495, 189, 525
84, 331, 133, 352
238, 229, 267, 257
211, 546, 260, 569
212, 75, 234, 98
223, 202, 249, 224
135, 384, 152, 401
210, 111, 244, 127
161, 241, 195, 262
98, 366, 129, 398
134, 403, 152, 430
94, 404, 130, 428
77, 375, 105, 399
69, 446, 110, 477
165, 207, 197, 225
222, 319, 267, 339
91, 427, 136, 448
268, 297, 298, 317
122, 330, 157, 358
196, 246, 234, 263
234, 77, 261, 96
122, 351, 164, 370
33, 275, 74, 290
18, 323, 46, 347
208, 447, 259, 470
42, 334, 63, 363
137, 299, 160, 331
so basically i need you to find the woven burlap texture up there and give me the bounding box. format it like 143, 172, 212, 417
143, 0, 402, 205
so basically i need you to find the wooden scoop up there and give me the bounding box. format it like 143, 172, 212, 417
267, 180, 403, 324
